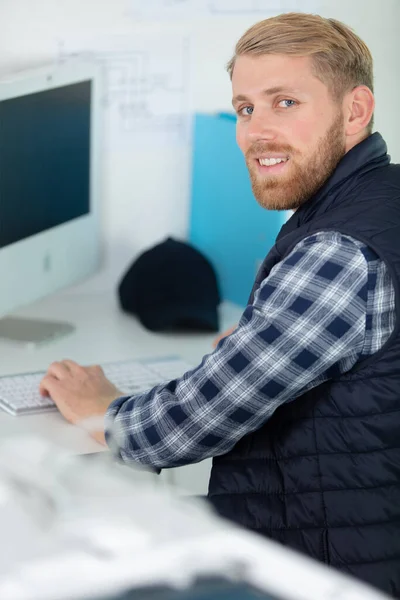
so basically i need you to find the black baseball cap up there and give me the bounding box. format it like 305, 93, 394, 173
118, 237, 221, 332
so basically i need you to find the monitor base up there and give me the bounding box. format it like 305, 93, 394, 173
0, 317, 75, 346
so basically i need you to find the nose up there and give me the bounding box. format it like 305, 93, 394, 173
247, 108, 277, 143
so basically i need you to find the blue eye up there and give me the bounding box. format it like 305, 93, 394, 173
239, 106, 253, 116
279, 99, 297, 108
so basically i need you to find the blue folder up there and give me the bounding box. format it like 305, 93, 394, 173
189, 113, 285, 307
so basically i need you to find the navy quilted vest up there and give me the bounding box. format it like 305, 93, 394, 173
208, 133, 400, 597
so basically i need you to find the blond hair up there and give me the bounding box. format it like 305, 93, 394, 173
228, 13, 374, 132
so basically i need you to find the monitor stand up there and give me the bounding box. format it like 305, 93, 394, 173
0, 317, 75, 346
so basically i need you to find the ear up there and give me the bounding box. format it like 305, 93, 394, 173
344, 85, 375, 136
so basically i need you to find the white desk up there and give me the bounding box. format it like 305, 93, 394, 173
0, 289, 243, 494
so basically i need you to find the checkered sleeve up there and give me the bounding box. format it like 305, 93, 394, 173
105, 232, 371, 469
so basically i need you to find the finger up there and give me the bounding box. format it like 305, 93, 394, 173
39, 374, 59, 398
38, 376, 75, 424
213, 333, 224, 348
61, 359, 84, 373
46, 361, 71, 380
39, 385, 49, 397
88, 364, 105, 375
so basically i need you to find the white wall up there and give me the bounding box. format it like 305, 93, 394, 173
1, 0, 399, 298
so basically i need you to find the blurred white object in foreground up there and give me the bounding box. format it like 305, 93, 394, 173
0, 436, 390, 600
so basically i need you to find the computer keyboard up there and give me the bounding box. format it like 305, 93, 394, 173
0, 357, 193, 416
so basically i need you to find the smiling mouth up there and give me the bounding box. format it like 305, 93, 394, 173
258, 157, 289, 167
255, 157, 290, 174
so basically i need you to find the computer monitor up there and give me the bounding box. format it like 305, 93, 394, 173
0, 61, 103, 343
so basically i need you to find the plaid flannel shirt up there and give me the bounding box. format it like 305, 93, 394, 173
105, 231, 395, 469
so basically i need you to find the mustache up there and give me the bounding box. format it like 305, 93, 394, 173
246, 142, 294, 160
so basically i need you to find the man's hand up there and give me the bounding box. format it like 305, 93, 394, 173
212, 325, 237, 349
39, 360, 123, 444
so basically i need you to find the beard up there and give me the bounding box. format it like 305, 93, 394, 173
246, 111, 346, 211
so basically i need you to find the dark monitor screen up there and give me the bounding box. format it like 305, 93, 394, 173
0, 80, 91, 249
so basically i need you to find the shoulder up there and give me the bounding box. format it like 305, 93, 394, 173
289, 231, 379, 266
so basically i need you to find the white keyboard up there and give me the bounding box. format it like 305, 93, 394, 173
0, 357, 193, 416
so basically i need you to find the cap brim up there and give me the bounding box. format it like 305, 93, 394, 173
139, 305, 219, 332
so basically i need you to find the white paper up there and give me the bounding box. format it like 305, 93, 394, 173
129, 0, 204, 20
209, 0, 305, 14
129, 0, 317, 20
57, 34, 191, 147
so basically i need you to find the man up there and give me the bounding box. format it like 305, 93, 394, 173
39, 13, 400, 597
